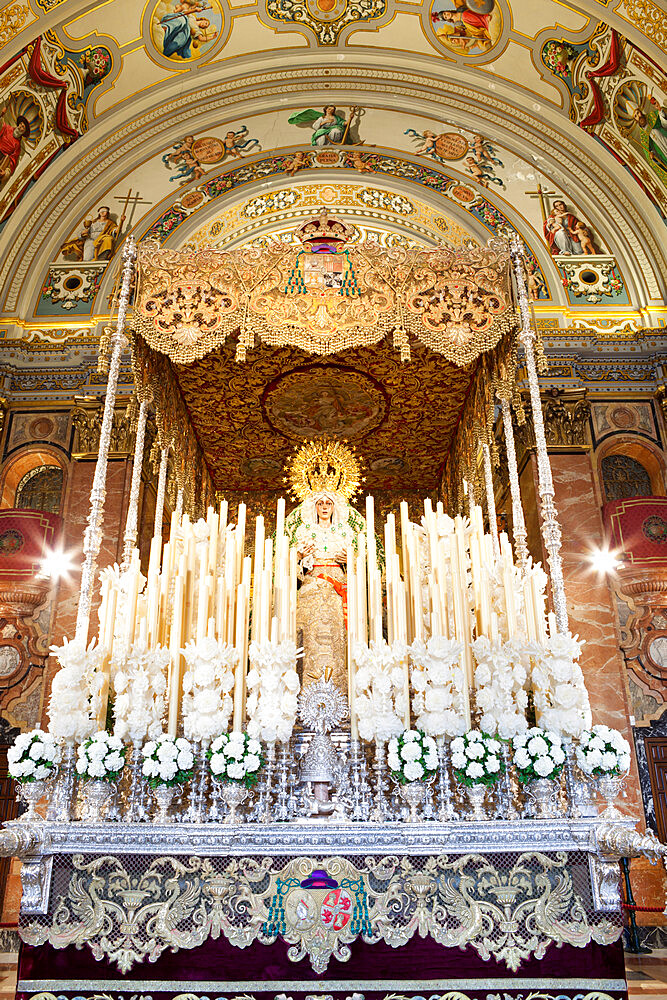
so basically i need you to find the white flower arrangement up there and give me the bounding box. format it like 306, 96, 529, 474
181, 636, 238, 742
512, 726, 566, 782
113, 641, 170, 743
575, 725, 631, 778
246, 639, 300, 744
76, 730, 128, 782
409, 636, 466, 738
472, 636, 530, 740
141, 734, 195, 788
451, 730, 504, 788
7, 729, 60, 783
531, 632, 592, 739
353, 640, 408, 743
387, 729, 438, 784
49, 637, 104, 741
207, 732, 265, 788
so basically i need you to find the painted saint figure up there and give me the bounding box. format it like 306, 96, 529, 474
544, 199, 599, 256
0, 115, 29, 187
60, 206, 124, 261
288, 106, 356, 146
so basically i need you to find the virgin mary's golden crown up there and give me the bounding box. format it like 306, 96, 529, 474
285, 438, 362, 502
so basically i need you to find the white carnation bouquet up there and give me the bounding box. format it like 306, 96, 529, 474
207, 732, 265, 788
353, 640, 408, 742
451, 730, 504, 787
246, 639, 300, 744
472, 636, 530, 740
181, 636, 237, 742
387, 729, 438, 784
8, 729, 60, 783
409, 636, 466, 737
113, 642, 169, 743
142, 734, 195, 788
49, 637, 104, 741
76, 731, 128, 782
575, 725, 631, 777
512, 726, 566, 782
531, 632, 592, 739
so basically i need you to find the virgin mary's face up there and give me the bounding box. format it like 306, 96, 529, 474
315, 498, 333, 522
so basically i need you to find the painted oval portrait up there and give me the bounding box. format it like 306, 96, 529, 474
150, 0, 224, 62
430, 0, 502, 57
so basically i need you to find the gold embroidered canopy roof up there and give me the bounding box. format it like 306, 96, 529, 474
134, 221, 515, 367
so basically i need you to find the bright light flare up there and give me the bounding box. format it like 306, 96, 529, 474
40, 548, 76, 582
587, 545, 620, 576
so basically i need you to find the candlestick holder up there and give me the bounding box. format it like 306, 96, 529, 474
499, 741, 519, 820
274, 741, 292, 822
261, 741, 276, 823
565, 742, 596, 817
183, 741, 210, 823
349, 739, 367, 821
124, 741, 148, 822
435, 736, 456, 822
369, 739, 391, 822
47, 741, 77, 822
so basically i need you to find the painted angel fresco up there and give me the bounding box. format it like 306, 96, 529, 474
151, 0, 222, 61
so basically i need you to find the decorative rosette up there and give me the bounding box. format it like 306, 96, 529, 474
409, 636, 465, 737
7, 729, 60, 783
181, 636, 238, 742
207, 732, 265, 787
141, 734, 195, 787
353, 639, 408, 743
575, 725, 631, 778
451, 730, 504, 787
113, 641, 169, 743
246, 639, 300, 744
387, 729, 438, 784
512, 727, 566, 782
76, 731, 128, 782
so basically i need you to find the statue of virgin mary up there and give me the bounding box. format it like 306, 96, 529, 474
284, 439, 366, 695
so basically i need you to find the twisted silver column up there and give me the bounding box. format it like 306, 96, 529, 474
75, 237, 137, 645
510, 237, 568, 635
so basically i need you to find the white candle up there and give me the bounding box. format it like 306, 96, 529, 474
251, 516, 264, 643
232, 581, 247, 731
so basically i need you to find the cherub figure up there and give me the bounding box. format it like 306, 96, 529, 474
351, 150, 373, 173
574, 222, 598, 255
282, 150, 310, 176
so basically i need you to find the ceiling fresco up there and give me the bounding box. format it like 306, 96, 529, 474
0, 0, 665, 451
169, 334, 476, 496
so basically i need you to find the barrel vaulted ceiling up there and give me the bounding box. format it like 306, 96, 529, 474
0, 0, 665, 501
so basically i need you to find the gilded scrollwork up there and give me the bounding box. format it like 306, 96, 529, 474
20, 851, 621, 975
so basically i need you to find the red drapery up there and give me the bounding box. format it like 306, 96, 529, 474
28, 36, 78, 140
580, 30, 622, 130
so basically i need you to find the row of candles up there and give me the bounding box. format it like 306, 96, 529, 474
96, 495, 550, 738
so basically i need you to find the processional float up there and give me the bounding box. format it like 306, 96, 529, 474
1, 214, 665, 982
